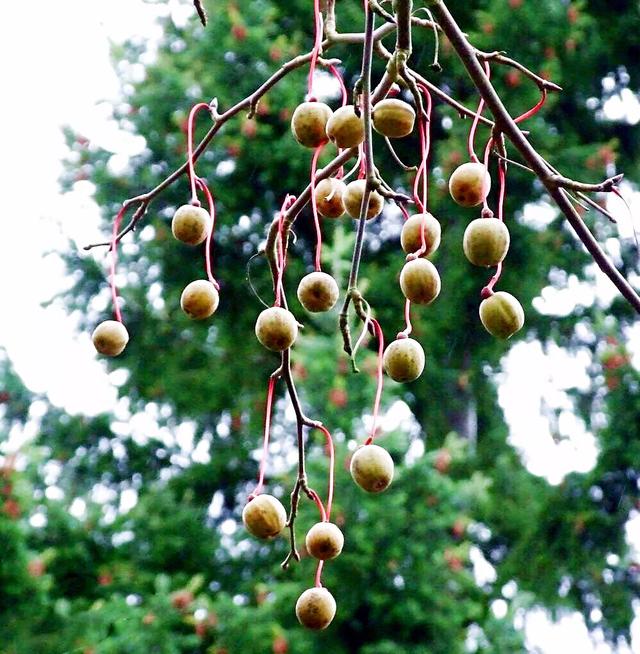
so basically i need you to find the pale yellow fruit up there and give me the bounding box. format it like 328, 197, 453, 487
463, 218, 510, 267
343, 180, 384, 219
350, 444, 394, 493
400, 213, 441, 257
291, 102, 333, 148
255, 307, 298, 351
295, 587, 337, 630
372, 98, 415, 138
171, 204, 211, 245
399, 259, 441, 305
180, 280, 219, 319
383, 338, 425, 383
326, 105, 365, 148
242, 494, 287, 539
305, 522, 344, 560
92, 320, 129, 357
297, 272, 339, 313
448, 163, 491, 207
314, 178, 346, 218
479, 291, 524, 339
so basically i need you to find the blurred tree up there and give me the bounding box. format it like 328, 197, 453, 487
1, 0, 640, 652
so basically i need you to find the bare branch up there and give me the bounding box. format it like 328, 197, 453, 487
193, 0, 207, 26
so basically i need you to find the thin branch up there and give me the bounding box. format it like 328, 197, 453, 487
193, 0, 207, 26
549, 173, 624, 194
429, 0, 640, 313
476, 50, 562, 93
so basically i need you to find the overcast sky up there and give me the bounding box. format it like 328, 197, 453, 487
0, 1, 638, 651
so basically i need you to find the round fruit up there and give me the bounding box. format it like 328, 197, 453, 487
343, 180, 384, 220
448, 163, 491, 207
463, 218, 510, 267
401, 213, 441, 257
305, 522, 344, 560
399, 259, 441, 305
295, 587, 336, 630
297, 272, 339, 313
180, 280, 219, 319
171, 204, 211, 245
383, 338, 425, 382
326, 105, 364, 149
372, 98, 416, 138
314, 178, 346, 218
479, 291, 524, 339
92, 320, 129, 357
350, 444, 394, 493
291, 101, 333, 148
255, 307, 298, 351
242, 494, 287, 539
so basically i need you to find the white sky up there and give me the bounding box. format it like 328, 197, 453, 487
0, 1, 638, 651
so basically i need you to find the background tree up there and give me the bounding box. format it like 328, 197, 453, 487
1, 0, 639, 652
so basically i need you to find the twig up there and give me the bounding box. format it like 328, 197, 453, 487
193, 0, 207, 26
429, 0, 640, 313
476, 50, 562, 93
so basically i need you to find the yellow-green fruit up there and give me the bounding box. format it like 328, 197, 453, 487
383, 338, 425, 382
180, 280, 219, 319
343, 180, 384, 219
463, 218, 510, 267
326, 105, 364, 148
171, 204, 211, 245
372, 98, 416, 138
295, 587, 337, 630
255, 307, 298, 351
291, 102, 333, 148
350, 444, 394, 493
92, 320, 129, 357
305, 522, 344, 560
400, 213, 441, 257
399, 258, 441, 305
242, 494, 287, 539
448, 163, 491, 207
297, 272, 339, 313
479, 291, 524, 339
314, 178, 346, 218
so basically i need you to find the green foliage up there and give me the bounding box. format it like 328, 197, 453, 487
2, 0, 640, 652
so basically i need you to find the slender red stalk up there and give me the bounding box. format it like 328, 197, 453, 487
187, 102, 211, 204
307, 0, 323, 98
413, 85, 433, 214
515, 88, 547, 124
248, 376, 277, 499
274, 194, 297, 306
307, 488, 327, 523
328, 64, 348, 107
467, 62, 491, 163
314, 560, 325, 588
365, 318, 384, 445
397, 299, 412, 339
110, 206, 127, 323
310, 145, 326, 271
195, 178, 219, 289
482, 137, 493, 213
481, 159, 507, 298
316, 425, 335, 520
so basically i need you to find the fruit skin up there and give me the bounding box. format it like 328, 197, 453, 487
291, 102, 333, 148
255, 307, 298, 351
383, 338, 425, 382
297, 272, 339, 313
92, 320, 129, 356
305, 522, 344, 560
242, 494, 287, 539
479, 291, 524, 339
295, 587, 337, 630
171, 204, 211, 245
350, 444, 394, 493
372, 98, 415, 138
326, 105, 365, 148
399, 259, 441, 305
314, 178, 346, 218
401, 213, 441, 257
463, 218, 510, 267
343, 180, 384, 219
180, 280, 219, 319
448, 163, 491, 207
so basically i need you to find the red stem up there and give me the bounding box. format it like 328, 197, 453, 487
187, 102, 211, 204
110, 206, 126, 323
195, 178, 219, 289
307, 0, 323, 98
365, 318, 385, 445
248, 376, 277, 499
328, 64, 348, 106
311, 145, 326, 271
274, 194, 297, 306
397, 299, 412, 339
316, 425, 335, 520
467, 62, 491, 163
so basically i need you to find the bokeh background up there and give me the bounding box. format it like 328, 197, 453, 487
1, 0, 640, 652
